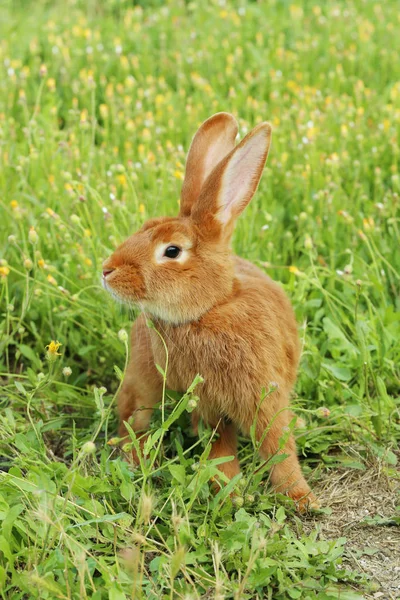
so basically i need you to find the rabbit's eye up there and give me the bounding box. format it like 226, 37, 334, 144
164, 245, 181, 259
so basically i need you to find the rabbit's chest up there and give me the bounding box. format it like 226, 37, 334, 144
150, 323, 263, 406
150, 331, 208, 392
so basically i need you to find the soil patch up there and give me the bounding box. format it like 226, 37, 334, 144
305, 466, 400, 599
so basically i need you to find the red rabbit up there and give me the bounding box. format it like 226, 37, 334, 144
103, 113, 319, 511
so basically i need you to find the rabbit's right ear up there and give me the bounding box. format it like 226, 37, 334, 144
180, 113, 238, 217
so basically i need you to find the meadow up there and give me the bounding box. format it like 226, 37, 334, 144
0, 0, 399, 598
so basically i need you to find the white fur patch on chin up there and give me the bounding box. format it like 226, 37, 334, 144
103, 275, 186, 324
102, 277, 134, 306
141, 300, 187, 325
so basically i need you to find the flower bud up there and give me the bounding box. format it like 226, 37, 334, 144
81, 441, 96, 455
28, 227, 38, 245
187, 397, 198, 412
139, 493, 154, 524
118, 328, 128, 343
70, 214, 80, 224
107, 437, 120, 446
304, 235, 313, 250
232, 496, 244, 508
317, 407, 331, 418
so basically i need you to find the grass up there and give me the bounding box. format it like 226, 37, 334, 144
0, 0, 399, 598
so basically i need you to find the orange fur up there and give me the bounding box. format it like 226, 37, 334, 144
103, 113, 319, 511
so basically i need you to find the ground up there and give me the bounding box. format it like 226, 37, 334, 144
309, 465, 400, 599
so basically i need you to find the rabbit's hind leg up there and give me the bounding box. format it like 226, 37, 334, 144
193, 412, 241, 484
256, 409, 320, 512
209, 419, 241, 483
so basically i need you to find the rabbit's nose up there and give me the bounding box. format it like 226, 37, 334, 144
102, 267, 115, 278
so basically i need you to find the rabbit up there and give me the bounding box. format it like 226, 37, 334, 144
102, 113, 319, 511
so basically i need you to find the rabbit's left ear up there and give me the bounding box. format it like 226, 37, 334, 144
180, 113, 238, 217
192, 122, 272, 233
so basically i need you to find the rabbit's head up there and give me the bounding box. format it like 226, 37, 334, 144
102, 113, 272, 324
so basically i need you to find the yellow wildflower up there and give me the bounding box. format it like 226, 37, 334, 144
47, 274, 57, 286
363, 217, 375, 231
0, 266, 10, 278
142, 128, 151, 140
289, 265, 300, 275
99, 104, 109, 118
47, 78, 56, 91
46, 340, 62, 361
117, 174, 127, 187
289, 5, 303, 18
80, 109, 88, 124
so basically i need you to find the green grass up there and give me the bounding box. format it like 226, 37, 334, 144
0, 0, 399, 598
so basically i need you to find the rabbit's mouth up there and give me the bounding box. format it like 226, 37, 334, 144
102, 273, 146, 307
101, 259, 147, 301
102, 276, 129, 304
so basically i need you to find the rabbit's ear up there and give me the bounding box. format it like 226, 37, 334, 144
180, 113, 238, 217
192, 122, 272, 234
